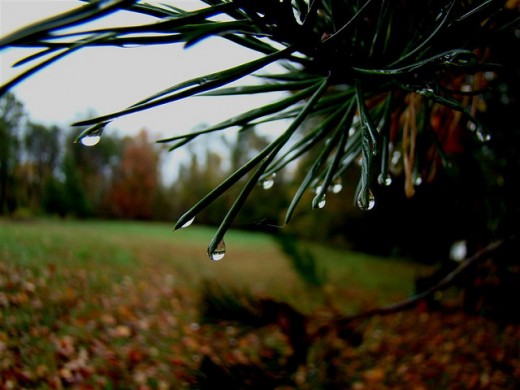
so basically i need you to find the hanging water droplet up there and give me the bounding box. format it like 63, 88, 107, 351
330, 178, 343, 193
449, 240, 467, 262
467, 121, 477, 132
484, 71, 496, 81
262, 178, 274, 190
261, 174, 276, 190
77, 123, 106, 147
314, 185, 323, 194
312, 194, 326, 209
122, 43, 141, 48
476, 129, 491, 142
356, 189, 375, 211
391, 150, 401, 167
442, 51, 472, 66
80, 134, 101, 147
181, 217, 195, 228
414, 176, 423, 186
416, 87, 435, 97
460, 84, 473, 93
377, 173, 392, 186
209, 240, 226, 261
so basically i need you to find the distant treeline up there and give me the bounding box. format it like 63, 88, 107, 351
0, 93, 290, 224
1, 92, 515, 263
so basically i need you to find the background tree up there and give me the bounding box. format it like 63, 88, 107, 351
106, 129, 161, 219
63, 126, 123, 217
0, 93, 24, 214
171, 137, 230, 226
21, 123, 62, 211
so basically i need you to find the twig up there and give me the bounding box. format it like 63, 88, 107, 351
343, 237, 509, 322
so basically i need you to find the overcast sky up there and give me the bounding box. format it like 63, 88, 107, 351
0, 0, 288, 181
0, 0, 281, 129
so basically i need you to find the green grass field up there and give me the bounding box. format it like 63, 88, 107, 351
1, 219, 518, 389
0, 218, 420, 311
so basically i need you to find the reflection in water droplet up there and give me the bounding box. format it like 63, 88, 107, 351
313, 194, 326, 209
450, 240, 467, 262
377, 173, 392, 186
331, 178, 343, 193
476, 130, 491, 142
262, 174, 276, 190
356, 189, 375, 211
181, 217, 195, 228
467, 121, 477, 132
416, 88, 434, 97
262, 178, 274, 190
391, 150, 401, 167
209, 240, 226, 261
460, 84, 472, 93
484, 71, 496, 81
80, 134, 101, 147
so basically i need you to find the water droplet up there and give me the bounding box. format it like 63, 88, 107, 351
460, 84, 472, 93
450, 240, 467, 262
80, 134, 101, 147
315, 185, 323, 194
391, 150, 401, 166
209, 240, 226, 261
181, 217, 195, 228
484, 71, 496, 81
356, 189, 375, 211
261, 174, 276, 190
416, 88, 434, 97
442, 51, 472, 66
262, 178, 274, 190
467, 121, 477, 132
313, 194, 326, 209
414, 176, 423, 186
77, 124, 105, 147
476, 130, 491, 142
122, 43, 141, 48
377, 173, 392, 186
348, 127, 357, 137
330, 178, 343, 193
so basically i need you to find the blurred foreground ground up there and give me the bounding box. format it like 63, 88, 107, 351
1, 219, 519, 389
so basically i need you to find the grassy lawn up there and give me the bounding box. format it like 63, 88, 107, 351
1, 218, 518, 389
0, 218, 419, 307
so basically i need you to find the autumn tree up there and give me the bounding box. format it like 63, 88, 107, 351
107, 129, 161, 219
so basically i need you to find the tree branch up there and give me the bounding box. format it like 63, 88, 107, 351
343, 237, 510, 322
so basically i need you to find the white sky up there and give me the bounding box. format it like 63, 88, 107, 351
0, 0, 287, 181
2, 3, 501, 250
